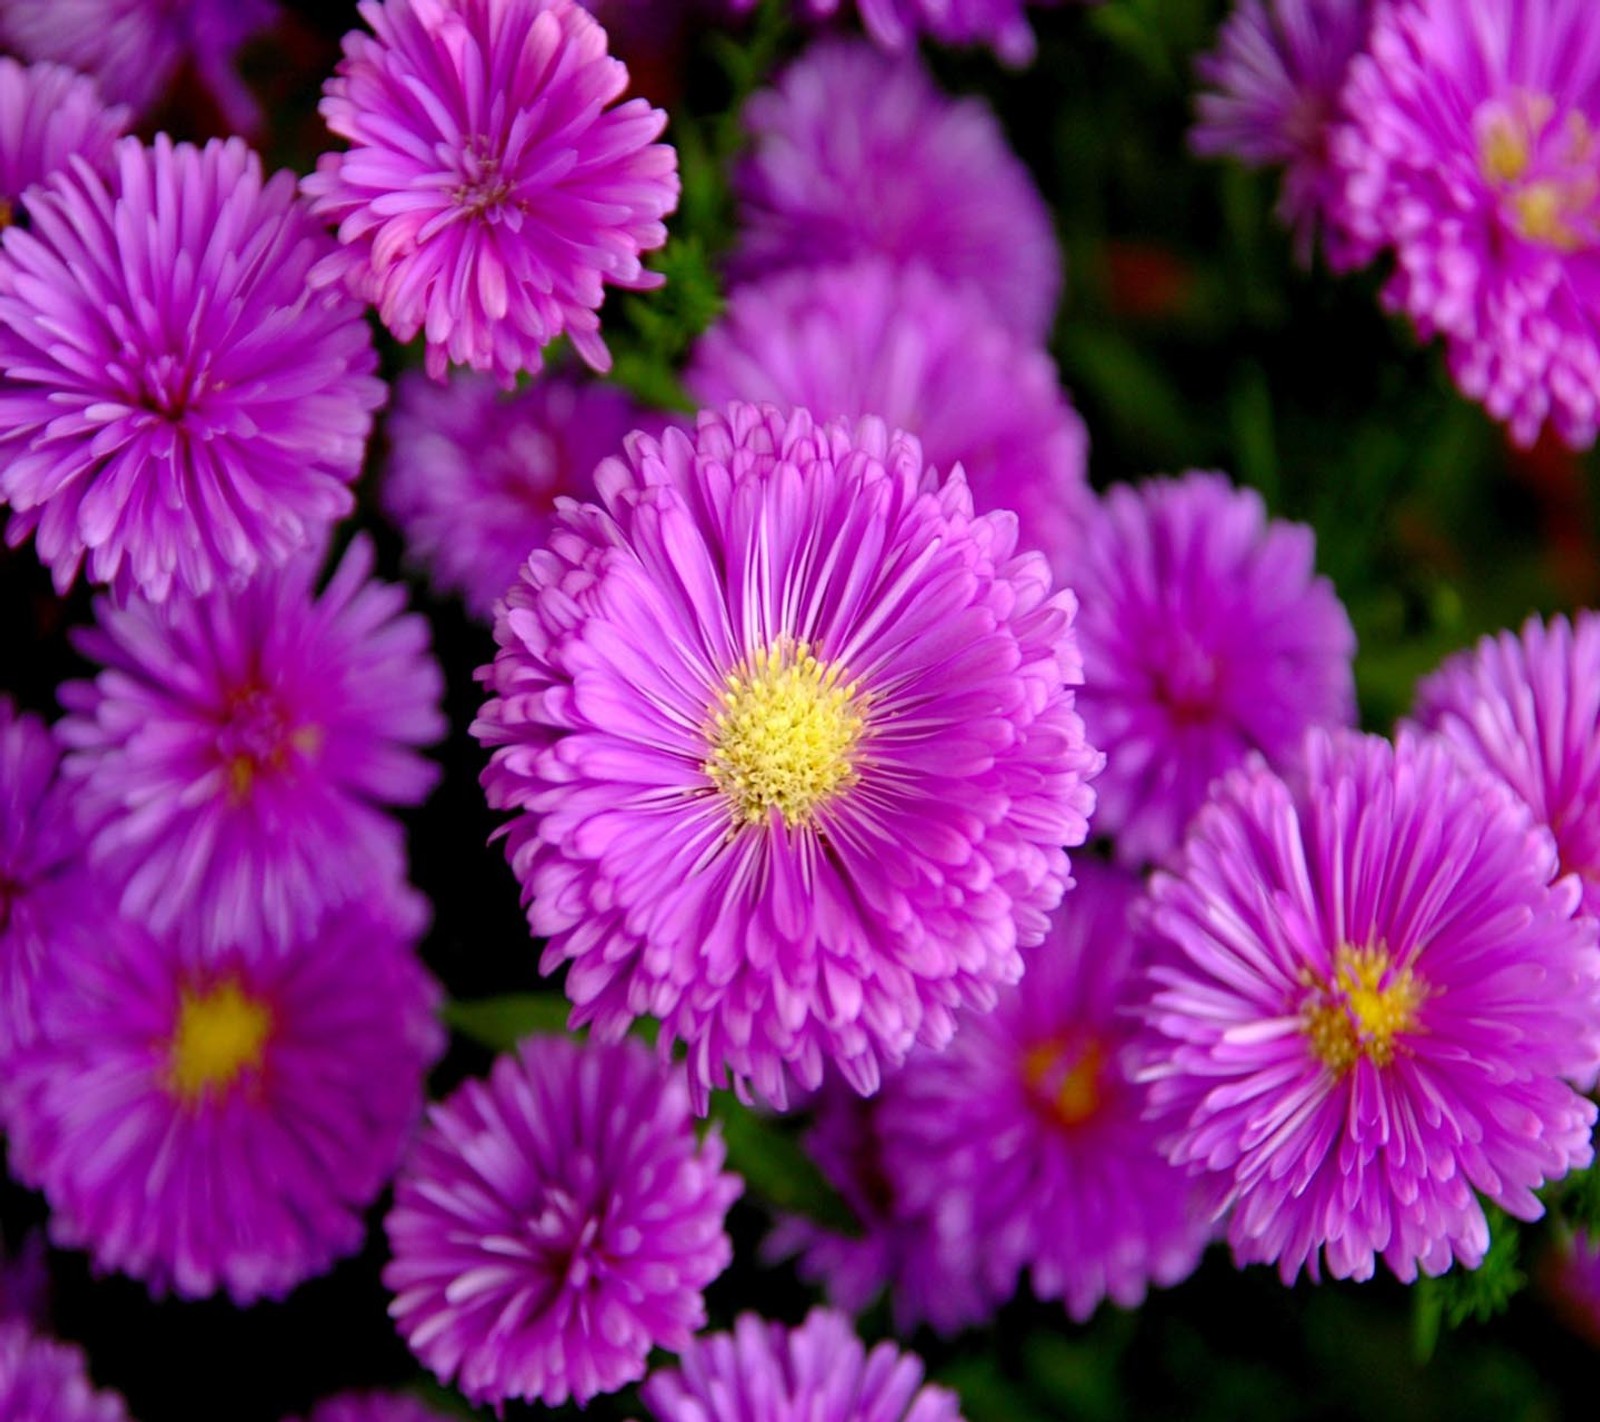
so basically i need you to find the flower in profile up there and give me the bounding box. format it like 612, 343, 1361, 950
1068, 471, 1355, 866
291, 1392, 456, 1422
2, 893, 442, 1303
0, 58, 128, 228
384, 1034, 740, 1410
1410, 613, 1600, 919
305, 0, 678, 383
638, 1307, 964, 1422
1139, 727, 1600, 1283
0, 135, 383, 603
0, 1323, 131, 1422
729, 0, 1055, 66
1191, 0, 1372, 263
1329, 0, 1600, 447
59, 536, 444, 955
686, 259, 1091, 581
732, 38, 1061, 341
0, 0, 278, 134
382, 369, 659, 620
475, 403, 1100, 1108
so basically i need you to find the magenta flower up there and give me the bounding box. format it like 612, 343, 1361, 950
0, 58, 128, 225
1191, 0, 1372, 263
290, 1392, 456, 1422
1410, 613, 1600, 920
0, 135, 383, 603
475, 403, 1100, 1108
729, 0, 1056, 66
1068, 471, 1355, 866
59, 536, 444, 956
382, 369, 660, 620
1139, 727, 1600, 1283
2, 893, 442, 1303
0, 0, 278, 133
732, 38, 1061, 342
1329, 0, 1600, 447
0, 1323, 130, 1422
686, 259, 1091, 583
384, 1034, 741, 1410
639, 1308, 964, 1422
305, 0, 678, 383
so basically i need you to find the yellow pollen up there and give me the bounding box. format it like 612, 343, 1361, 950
0, 197, 12, 230
168, 979, 273, 1104
1021, 1035, 1104, 1129
1303, 945, 1424, 1075
703, 640, 864, 828
1481, 116, 1532, 185
1477, 91, 1599, 250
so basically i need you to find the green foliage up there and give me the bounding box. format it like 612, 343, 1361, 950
1412, 1207, 1527, 1362
708, 1096, 860, 1236
443, 992, 576, 1053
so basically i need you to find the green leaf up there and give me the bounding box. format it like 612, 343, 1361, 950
444, 994, 575, 1054
709, 1098, 860, 1235
1411, 1206, 1526, 1363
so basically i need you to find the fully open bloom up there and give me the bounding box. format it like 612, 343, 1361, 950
0, 1323, 130, 1422
0, 58, 128, 227
1139, 727, 1600, 1282
639, 1308, 964, 1422
687, 259, 1091, 582
1067, 471, 1355, 866
1329, 0, 1600, 447
3, 893, 442, 1303
1410, 613, 1600, 920
732, 38, 1061, 341
0, 135, 383, 603
59, 536, 444, 955
305, 0, 678, 383
385, 1034, 741, 1409
475, 402, 1100, 1107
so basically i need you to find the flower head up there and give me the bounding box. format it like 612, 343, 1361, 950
1068, 471, 1355, 866
474, 402, 1100, 1108
382, 369, 662, 619
0, 1323, 130, 1422
1139, 727, 1600, 1283
1329, 0, 1600, 447
59, 536, 444, 955
2, 893, 442, 1303
0, 134, 383, 603
1410, 612, 1600, 920
687, 259, 1091, 583
639, 1308, 964, 1422
1191, 0, 1373, 263
384, 1034, 741, 1410
732, 38, 1061, 341
0, 58, 128, 227
305, 0, 678, 383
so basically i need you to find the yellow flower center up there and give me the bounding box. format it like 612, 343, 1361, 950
704, 640, 865, 828
1477, 91, 1600, 251
1021, 1035, 1104, 1129
1303, 945, 1424, 1075
168, 979, 273, 1104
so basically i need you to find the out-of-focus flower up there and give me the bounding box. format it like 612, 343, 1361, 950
384, 1034, 740, 1410
0, 135, 383, 603
59, 536, 444, 955
289, 1391, 456, 1422
0, 58, 128, 227
0, 1322, 130, 1422
686, 259, 1091, 582
732, 38, 1061, 341
305, 0, 678, 383
475, 403, 1100, 1108
1139, 727, 1600, 1282
728, 0, 1057, 66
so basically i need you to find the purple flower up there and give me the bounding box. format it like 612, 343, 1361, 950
0, 699, 87, 1058
304, 0, 679, 384
0, 1323, 130, 1422
0, 0, 278, 134
382, 369, 661, 620
0, 58, 128, 226
474, 403, 1100, 1108
1139, 727, 1600, 1283
729, 0, 1056, 66
1410, 613, 1600, 920
59, 536, 444, 956
290, 1392, 456, 1422
0, 135, 383, 603
732, 38, 1061, 342
639, 1308, 964, 1422
1329, 0, 1600, 448
686, 259, 1092, 583
384, 1034, 741, 1410
2, 894, 442, 1303
1191, 0, 1372, 263
1068, 471, 1355, 867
